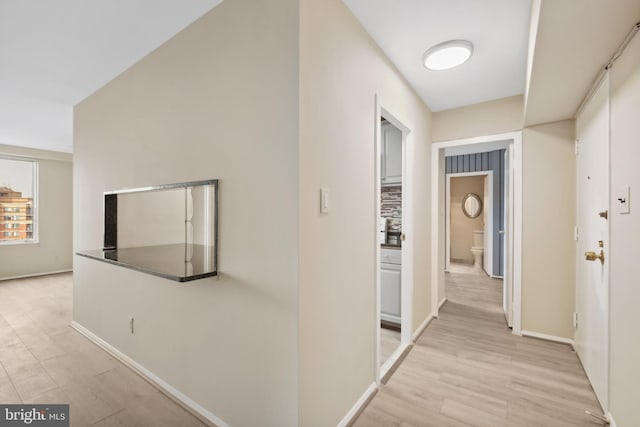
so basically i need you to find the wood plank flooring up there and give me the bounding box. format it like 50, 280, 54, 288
0, 273, 205, 427
354, 265, 604, 427
380, 327, 401, 367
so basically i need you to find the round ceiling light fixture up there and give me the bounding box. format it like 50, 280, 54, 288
423, 40, 474, 71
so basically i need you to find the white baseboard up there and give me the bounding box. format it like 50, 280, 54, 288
606, 412, 617, 427
412, 314, 434, 342
521, 330, 574, 345
70, 321, 228, 427
336, 382, 377, 427
439, 297, 447, 310
0, 269, 72, 281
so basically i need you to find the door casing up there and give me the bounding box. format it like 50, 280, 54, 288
431, 132, 522, 334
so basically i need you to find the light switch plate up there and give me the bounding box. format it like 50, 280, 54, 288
616, 186, 630, 214
320, 188, 329, 214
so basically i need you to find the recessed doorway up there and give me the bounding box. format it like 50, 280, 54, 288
375, 99, 413, 382
431, 132, 522, 333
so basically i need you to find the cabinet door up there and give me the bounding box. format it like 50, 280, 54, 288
380, 267, 401, 317
382, 124, 402, 185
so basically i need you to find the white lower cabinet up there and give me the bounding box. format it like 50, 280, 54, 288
380, 248, 401, 324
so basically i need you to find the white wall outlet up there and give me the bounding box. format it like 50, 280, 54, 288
616, 186, 630, 214
320, 187, 329, 214
129, 316, 134, 334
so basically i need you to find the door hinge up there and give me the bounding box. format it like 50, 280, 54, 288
573, 312, 579, 329
574, 226, 579, 241
575, 139, 579, 156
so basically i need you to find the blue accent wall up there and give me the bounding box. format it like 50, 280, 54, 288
446, 150, 505, 276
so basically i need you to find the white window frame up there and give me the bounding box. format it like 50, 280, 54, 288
0, 155, 39, 246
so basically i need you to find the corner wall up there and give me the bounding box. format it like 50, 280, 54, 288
521, 120, 575, 339
299, 0, 432, 425
73, 1, 299, 425
0, 144, 72, 279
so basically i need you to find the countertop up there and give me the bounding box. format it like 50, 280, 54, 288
381, 244, 401, 249
76, 244, 217, 282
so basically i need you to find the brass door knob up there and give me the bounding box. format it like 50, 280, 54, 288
585, 250, 605, 265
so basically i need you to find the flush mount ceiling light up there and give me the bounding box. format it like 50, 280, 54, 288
423, 40, 474, 71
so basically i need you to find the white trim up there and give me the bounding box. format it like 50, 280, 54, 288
380, 342, 411, 379
70, 321, 229, 427
336, 382, 377, 427
412, 314, 434, 342
439, 297, 447, 310
435, 131, 517, 148
0, 269, 72, 281
606, 412, 617, 427
521, 330, 574, 346
512, 133, 523, 335
374, 94, 382, 384
431, 131, 523, 334
375, 96, 414, 383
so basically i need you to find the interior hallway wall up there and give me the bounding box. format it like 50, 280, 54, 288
432, 95, 524, 142
609, 30, 640, 427
521, 120, 575, 339
0, 144, 72, 279
299, 0, 432, 424
73, 1, 299, 425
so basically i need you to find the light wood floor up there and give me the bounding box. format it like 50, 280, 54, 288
354, 266, 604, 427
0, 273, 204, 427
380, 327, 401, 367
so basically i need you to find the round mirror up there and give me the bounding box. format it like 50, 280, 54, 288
461, 193, 482, 218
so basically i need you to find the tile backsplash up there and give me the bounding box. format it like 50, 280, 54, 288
381, 185, 402, 232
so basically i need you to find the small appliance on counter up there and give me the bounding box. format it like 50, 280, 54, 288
379, 217, 387, 244
387, 231, 401, 246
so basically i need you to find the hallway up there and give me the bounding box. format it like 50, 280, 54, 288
354, 267, 603, 426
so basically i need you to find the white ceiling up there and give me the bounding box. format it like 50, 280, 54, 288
3, 0, 638, 153
343, 0, 532, 112
0, 0, 223, 105
0, 0, 223, 152
524, 0, 640, 126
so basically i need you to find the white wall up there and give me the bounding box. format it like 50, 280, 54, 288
73, 0, 299, 425
0, 144, 72, 279
299, 0, 432, 425
117, 188, 186, 248
0, 89, 72, 153
521, 120, 575, 339
609, 31, 640, 427
432, 95, 524, 142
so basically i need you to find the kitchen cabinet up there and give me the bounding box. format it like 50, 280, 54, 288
381, 248, 401, 325
381, 123, 402, 186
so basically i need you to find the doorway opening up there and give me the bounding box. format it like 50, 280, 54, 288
431, 132, 522, 334
446, 171, 494, 275
375, 100, 413, 382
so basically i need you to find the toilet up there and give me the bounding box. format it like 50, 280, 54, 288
471, 230, 484, 270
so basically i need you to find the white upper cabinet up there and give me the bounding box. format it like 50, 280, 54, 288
381, 123, 402, 185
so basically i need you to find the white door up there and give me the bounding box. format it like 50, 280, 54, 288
575, 74, 610, 411
483, 175, 491, 274
503, 147, 513, 327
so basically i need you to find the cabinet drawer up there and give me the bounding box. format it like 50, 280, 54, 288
381, 248, 401, 265
381, 268, 401, 317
